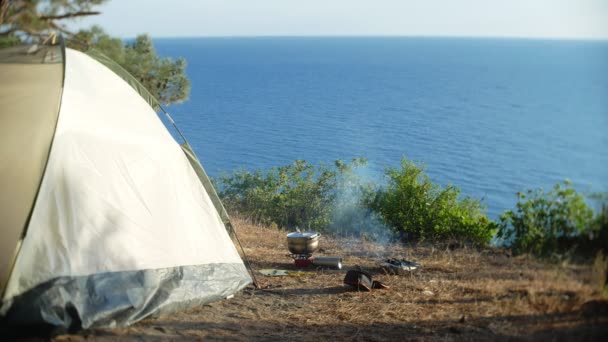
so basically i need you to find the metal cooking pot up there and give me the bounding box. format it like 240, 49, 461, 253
286, 232, 320, 254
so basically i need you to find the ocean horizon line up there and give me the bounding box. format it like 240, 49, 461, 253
143, 34, 608, 43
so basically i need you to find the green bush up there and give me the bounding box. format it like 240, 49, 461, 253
590, 194, 608, 245
497, 181, 606, 257
216, 159, 366, 230
363, 158, 496, 245
216, 157, 607, 252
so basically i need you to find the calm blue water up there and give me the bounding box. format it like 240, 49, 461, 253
154, 37, 608, 218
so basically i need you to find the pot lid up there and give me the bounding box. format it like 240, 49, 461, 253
286, 232, 319, 239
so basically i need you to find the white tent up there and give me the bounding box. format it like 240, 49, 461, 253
0, 43, 251, 329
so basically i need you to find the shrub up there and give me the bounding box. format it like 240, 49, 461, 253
592, 251, 608, 298
216, 159, 366, 231
363, 158, 496, 245
589, 195, 608, 252
497, 181, 605, 257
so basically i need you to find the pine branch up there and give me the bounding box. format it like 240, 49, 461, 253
1, 0, 27, 26
0, 0, 8, 26
39, 11, 100, 21
48, 21, 75, 37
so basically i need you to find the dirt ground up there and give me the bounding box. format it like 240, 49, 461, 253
39, 219, 608, 340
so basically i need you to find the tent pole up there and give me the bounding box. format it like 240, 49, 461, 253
160, 108, 188, 144
228, 223, 260, 289
159, 107, 259, 288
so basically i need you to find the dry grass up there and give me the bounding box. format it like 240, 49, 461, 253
56, 218, 608, 341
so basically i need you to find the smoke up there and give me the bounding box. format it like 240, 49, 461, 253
328, 162, 392, 246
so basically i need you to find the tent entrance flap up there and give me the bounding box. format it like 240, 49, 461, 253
0, 44, 64, 297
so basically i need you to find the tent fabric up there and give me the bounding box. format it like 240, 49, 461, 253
1, 47, 250, 328
2, 264, 249, 329
181, 142, 231, 225
0, 45, 64, 296
86, 48, 233, 228
85, 49, 161, 111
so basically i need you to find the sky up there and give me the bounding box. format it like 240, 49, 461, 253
71, 0, 608, 39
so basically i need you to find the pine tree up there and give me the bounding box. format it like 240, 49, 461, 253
0, 0, 190, 105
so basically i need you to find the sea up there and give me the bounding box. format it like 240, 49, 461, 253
154, 37, 608, 219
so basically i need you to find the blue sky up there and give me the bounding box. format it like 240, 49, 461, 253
72, 0, 608, 39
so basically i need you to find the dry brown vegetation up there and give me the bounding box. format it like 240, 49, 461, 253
54, 217, 608, 341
